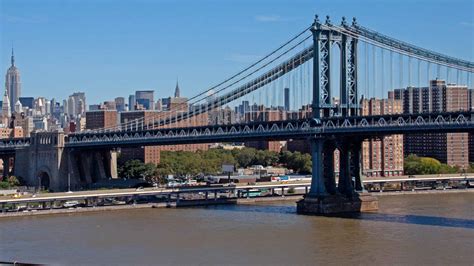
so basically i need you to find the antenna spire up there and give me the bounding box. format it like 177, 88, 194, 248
11, 47, 15, 66
174, 77, 181, 98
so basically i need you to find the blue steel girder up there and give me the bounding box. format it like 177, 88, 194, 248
345, 24, 474, 72
63, 111, 474, 149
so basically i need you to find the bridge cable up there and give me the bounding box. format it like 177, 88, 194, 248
83, 26, 312, 133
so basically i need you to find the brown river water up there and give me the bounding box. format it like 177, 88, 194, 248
1, 192, 473, 265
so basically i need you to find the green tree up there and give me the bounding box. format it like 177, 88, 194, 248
0, 176, 20, 189
284, 152, 312, 174
119, 160, 158, 180
254, 150, 279, 166
233, 148, 256, 168
404, 155, 448, 175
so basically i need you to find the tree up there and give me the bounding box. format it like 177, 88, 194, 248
0, 175, 20, 189
233, 148, 256, 168
119, 160, 158, 180
403, 154, 456, 175
284, 152, 312, 174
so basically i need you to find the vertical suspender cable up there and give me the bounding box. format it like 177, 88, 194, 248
381, 49, 385, 97
427, 62, 431, 85
456, 69, 460, 85
365, 42, 369, 98
418, 59, 421, 89
399, 54, 403, 89
300, 59, 304, 109
372, 45, 376, 98
408, 56, 411, 87
390, 50, 393, 91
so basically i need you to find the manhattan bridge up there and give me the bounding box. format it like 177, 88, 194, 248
2, 16, 473, 213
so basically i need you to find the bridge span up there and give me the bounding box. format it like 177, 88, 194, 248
1, 15, 473, 214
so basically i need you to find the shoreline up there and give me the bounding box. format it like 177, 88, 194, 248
0, 189, 472, 219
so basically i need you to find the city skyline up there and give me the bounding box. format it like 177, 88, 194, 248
1, 0, 473, 102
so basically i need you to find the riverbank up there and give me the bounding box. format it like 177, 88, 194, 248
2, 192, 473, 265
0, 188, 472, 218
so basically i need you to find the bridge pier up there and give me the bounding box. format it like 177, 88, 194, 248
297, 138, 378, 215
13, 131, 118, 191
297, 16, 377, 215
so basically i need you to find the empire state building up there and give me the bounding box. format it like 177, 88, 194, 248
5, 49, 21, 112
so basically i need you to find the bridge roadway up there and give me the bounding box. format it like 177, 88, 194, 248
0, 111, 472, 151
65, 111, 474, 149
1, 174, 473, 206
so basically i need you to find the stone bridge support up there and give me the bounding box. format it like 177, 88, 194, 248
297, 137, 378, 215
13, 131, 118, 192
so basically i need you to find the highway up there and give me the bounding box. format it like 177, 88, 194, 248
0, 174, 473, 208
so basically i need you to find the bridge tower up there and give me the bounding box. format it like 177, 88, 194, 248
14, 131, 118, 192
298, 15, 378, 214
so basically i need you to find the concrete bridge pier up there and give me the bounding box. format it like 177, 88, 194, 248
13, 131, 119, 191
76, 150, 119, 185
297, 137, 378, 215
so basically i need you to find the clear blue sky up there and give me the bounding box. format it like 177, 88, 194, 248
1, 0, 473, 104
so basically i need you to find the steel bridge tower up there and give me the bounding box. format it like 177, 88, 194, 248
299, 15, 378, 214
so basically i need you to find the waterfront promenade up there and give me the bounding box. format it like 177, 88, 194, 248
1, 174, 473, 217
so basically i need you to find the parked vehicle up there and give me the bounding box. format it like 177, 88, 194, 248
63, 200, 80, 208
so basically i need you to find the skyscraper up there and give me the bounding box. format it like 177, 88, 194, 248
128, 95, 136, 111
5, 48, 21, 112
135, 90, 154, 110
115, 97, 125, 112
2, 89, 11, 125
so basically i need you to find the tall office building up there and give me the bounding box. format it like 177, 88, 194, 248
115, 97, 126, 112
66, 92, 86, 118
1, 89, 11, 125
395, 79, 470, 168
128, 95, 136, 111
469, 89, 474, 162
19, 97, 34, 109
135, 90, 154, 110
284, 88, 290, 111
5, 49, 21, 112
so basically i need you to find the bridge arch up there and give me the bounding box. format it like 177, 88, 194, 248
37, 166, 52, 191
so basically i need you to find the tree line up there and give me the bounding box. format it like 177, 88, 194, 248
118, 150, 474, 184
118, 148, 312, 182
404, 154, 474, 175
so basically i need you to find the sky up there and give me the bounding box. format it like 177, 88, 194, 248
0, 0, 473, 104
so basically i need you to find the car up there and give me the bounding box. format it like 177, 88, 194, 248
63, 200, 80, 208
167, 181, 181, 188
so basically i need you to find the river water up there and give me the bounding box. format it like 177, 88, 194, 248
1, 192, 473, 265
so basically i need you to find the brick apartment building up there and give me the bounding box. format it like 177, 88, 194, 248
360, 96, 404, 177
286, 98, 404, 177
85, 110, 118, 130
394, 79, 470, 169
244, 105, 289, 152
119, 110, 209, 164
